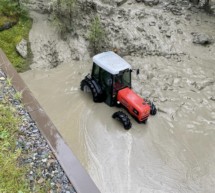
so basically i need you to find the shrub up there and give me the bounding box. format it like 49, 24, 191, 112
88, 15, 106, 54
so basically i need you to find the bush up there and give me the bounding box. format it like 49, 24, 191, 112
50, 0, 77, 37
88, 16, 106, 54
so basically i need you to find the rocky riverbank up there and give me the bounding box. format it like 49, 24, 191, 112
0, 69, 76, 193
21, 0, 215, 70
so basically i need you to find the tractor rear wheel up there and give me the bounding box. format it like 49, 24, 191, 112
112, 111, 132, 130
150, 102, 157, 115
80, 77, 104, 103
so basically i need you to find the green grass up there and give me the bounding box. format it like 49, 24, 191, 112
14, 91, 23, 101
0, 0, 32, 72
0, 15, 32, 72
0, 86, 52, 192
0, 14, 17, 26
0, 103, 30, 193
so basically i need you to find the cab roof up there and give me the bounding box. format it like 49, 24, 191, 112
93, 51, 132, 75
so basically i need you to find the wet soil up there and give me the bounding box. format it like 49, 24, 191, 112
20, 3, 215, 193
21, 54, 215, 193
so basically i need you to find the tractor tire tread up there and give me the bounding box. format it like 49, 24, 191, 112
80, 77, 104, 103
112, 111, 132, 130
150, 102, 157, 115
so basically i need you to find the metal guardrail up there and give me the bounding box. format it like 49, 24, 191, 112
0, 49, 101, 193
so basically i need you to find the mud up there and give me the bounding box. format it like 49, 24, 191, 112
21, 2, 215, 193
21, 53, 215, 193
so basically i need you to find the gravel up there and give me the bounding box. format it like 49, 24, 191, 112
0, 69, 76, 193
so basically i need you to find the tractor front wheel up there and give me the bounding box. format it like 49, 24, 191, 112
112, 111, 132, 130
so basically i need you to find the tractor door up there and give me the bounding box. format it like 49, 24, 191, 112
99, 68, 114, 106
91, 63, 100, 81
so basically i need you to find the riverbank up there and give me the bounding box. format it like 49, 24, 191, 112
0, 68, 76, 192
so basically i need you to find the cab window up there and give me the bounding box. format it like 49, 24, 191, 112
92, 63, 100, 81
100, 68, 112, 87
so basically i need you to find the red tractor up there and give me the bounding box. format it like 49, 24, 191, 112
80, 51, 157, 129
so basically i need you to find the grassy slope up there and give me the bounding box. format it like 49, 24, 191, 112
0, 81, 52, 193
0, 2, 32, 72
0, 16, 32, 72
0, 102, 30, 192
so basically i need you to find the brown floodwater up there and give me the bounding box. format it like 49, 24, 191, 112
20, 53, 215, 193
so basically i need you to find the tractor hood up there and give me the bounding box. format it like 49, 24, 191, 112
117, 87, 150, 121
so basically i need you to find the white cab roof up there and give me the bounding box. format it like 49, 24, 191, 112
93, 51, 131, 75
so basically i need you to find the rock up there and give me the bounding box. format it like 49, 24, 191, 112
170, 7, 183, 15
177, 29, 183, 34
16, 39, 28, 58
136, 26, 145, 32
0, 71, 6, 78
195, 78, 215, 90
166, 31, 171, 38
192, 33, 213, 45
160, 97, 167, 102
0, 21, 17, 31
136, 0, 159, 6
116, 0, 128, 6
209, 96, 215, 101
143, 0, 159, 6
0, 77, 5, 81
38, 178, 45, 184
149, 21, 156, 26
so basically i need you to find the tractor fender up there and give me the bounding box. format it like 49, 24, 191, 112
91, 79, 103, 96
80, 76, 104, 102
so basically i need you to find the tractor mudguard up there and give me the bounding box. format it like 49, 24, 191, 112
80, 76, 104, 102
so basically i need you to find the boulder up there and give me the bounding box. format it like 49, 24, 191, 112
192, 33, 213, 45
0, 21, 17, 31
143, 0, 159, 6
136, 0, 159, 6
116, 0, 128, 6
16, 39, 28, 58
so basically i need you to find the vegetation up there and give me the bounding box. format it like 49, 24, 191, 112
0, 80, 51, 192
0, 0, 32, 72
0, 102, 29, 192
88, 15, 106, 54
14, 91, 23, 101
51, 0, 77, 37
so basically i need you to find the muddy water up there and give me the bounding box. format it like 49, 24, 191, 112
21, 52, 215, 192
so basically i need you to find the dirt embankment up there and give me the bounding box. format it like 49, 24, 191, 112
25, 0, 214, 69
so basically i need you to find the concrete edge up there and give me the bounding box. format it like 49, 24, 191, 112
0, 49, 100, 193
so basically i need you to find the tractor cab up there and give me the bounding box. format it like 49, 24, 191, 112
92, 51, 132, 106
